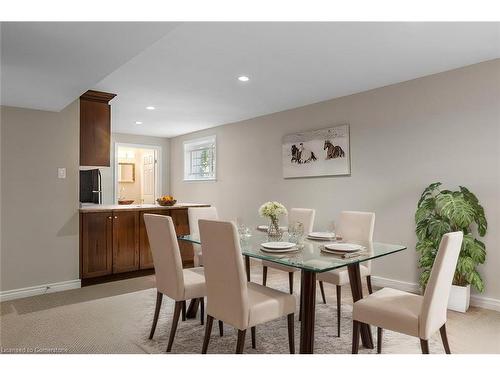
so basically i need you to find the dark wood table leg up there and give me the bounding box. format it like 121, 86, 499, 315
347, 263, 374, 349
299, 270, 317, 354
186, 299, 200, 319
245, 255, 250, 282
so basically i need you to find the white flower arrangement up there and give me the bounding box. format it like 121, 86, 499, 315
259, 201, 288, 220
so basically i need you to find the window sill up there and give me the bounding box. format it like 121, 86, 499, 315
183, 178, 217, 183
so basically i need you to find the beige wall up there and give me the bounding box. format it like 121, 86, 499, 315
170, 60, 500, 301
1, 101, 80, 291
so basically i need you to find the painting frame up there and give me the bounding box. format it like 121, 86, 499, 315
282, 124, 351, 179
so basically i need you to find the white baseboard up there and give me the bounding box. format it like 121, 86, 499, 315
0, 279, 81, 302
470, 295, 500, 312
371, 275, 500, 312
371, 275, 421, 294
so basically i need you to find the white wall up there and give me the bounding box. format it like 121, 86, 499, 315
170, 59, 500, 301
1, 101, 80, 291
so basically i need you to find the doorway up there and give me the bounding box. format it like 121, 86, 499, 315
114, 143, 161, 205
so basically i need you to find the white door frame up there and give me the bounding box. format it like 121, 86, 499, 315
114, 142, 162, 204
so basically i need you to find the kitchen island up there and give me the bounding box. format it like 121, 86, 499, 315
79, 203, 209, 285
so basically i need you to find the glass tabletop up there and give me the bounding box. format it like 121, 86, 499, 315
179, 229, 406, 273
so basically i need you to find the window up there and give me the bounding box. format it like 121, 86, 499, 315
183, 135, 216, 181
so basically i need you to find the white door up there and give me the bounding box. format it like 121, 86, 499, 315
142, 153, 155, 204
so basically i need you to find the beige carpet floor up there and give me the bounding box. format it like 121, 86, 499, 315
1, 265, 500, 354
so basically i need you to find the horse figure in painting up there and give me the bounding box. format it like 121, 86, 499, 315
291, 144, 301, 163
324, 140, 345, 159
290, 143, 317, 164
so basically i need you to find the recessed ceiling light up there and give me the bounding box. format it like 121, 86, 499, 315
135, 121, 143, 125
238, 76, 250, 82
146, 106, 155, 110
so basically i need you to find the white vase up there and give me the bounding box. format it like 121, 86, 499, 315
448, 284, 470, 313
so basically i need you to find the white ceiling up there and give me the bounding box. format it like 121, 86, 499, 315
2, 22, 499, 137
0, 22, 178, 111
95, 22, 500, 138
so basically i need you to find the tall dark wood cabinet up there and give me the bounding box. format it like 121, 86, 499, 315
80, 212, 113, 278
80, 90, 116, 167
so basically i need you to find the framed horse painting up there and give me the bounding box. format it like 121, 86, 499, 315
282, 124, 350, 178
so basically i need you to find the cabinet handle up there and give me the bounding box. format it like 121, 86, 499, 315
114, 216, 118, 219
108, 216, 112, 220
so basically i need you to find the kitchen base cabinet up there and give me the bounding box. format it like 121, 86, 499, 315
80, 207, 201, 285
112, 211, 139, 273
80, 212, 113, 278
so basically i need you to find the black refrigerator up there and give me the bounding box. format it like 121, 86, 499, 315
79, 169, 102, 204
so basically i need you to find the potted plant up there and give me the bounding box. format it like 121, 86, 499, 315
415, 183, 487, 312
259, 201, 288, 241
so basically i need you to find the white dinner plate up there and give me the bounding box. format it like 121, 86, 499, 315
261, 241, 296, 250
324, 243, 363, 252
307, 232, 336, 240
260, 246, 299, 253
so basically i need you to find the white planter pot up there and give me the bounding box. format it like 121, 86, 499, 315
448, 284, 470, 313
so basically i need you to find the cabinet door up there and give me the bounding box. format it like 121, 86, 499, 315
112, 211, 139, 273
81, 212, 113, 278
171, 209, 194, 267
139, 210, 170, 270
80, 99, 111, 166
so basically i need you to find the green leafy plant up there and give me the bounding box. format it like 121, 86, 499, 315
415, 183, 487, 292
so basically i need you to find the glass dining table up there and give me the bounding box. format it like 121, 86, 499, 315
179, 230, 406, 354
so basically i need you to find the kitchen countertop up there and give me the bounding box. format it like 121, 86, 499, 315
79, 203, 210, 213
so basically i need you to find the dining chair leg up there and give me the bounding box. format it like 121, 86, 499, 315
336, 285, 341, 337
218, 320, 224, 336
236, 329, 247, 354
377, 327, 383, 354
420, 339, 430, 354
181, 300, 186, 321
167, 301, 183, 352
202, 315, 214, 354
366, 276, 373, 294
200, 297, 205, 325
289, 272, 294, 294
251, 326, 256, 349
440, 324, 451, 354
319, 281, 327, 304
262, 266, 268, 286
287, 313, 295, 354
352, 320, 360, 354
149, 291, 163, 339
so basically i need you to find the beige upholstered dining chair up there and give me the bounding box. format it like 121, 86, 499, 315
352, 231, 463, 354
144, 214, 207, 352
188, 207, 219, 267
262, 208, 316, 294
317, 211, 375, 337
199, 219, 296, 354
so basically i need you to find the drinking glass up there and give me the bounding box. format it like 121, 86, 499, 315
289, 221, 305, 245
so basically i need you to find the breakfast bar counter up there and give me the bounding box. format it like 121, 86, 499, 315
79, 203, 209, 212
79, 202, 210, 285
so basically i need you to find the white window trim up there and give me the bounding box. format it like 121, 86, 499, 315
183, 135, 217, 182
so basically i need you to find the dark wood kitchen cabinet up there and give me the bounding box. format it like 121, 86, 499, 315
112, 211, 140, 273
80, 211, 113, 278
80, 206, 204, 285
80, 90, 116, 167
170, 209, 194, 266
